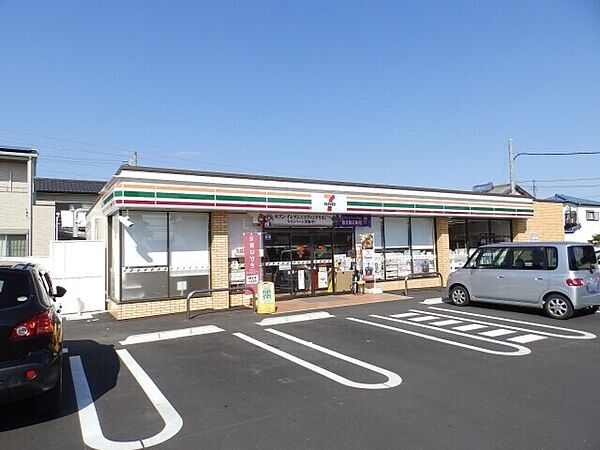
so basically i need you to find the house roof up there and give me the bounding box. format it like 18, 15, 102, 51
472, 182, 534, 198
546, 194, 600, 207
0, 146, 38, 156
35, 177, 106, 194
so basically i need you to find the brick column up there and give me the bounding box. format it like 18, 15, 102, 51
210, 211, 230, 309
511, 219, 528, 242
435, 217, 450, 287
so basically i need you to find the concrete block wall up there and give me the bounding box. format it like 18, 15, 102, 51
513, 200, 564, 242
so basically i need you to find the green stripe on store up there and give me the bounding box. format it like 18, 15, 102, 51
102, 193, 114, 205
348, 201, 383, 207
267, 197, 312, 204
157, 192, 215, 201
415, 204, 444, 210
215, 194, 266, 203
383, 202, 414, 208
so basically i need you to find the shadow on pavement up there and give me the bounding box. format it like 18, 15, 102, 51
0, 339, 119, 432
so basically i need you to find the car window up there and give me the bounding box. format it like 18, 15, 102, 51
464, 249, 480, 269
476, 247, 509, 269
568, 245, 597, 271
546, 247, 558, 270
0, 270, 33, 309
34, 272, 53, 306
511, 247, 549, 270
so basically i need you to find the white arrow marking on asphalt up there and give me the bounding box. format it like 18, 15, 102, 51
425, 307, 596, 339
234, 330, 402, 389
348, 316, 531, 356
70, 350, 183, 450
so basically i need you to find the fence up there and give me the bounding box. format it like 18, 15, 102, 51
1, 240, 105, 315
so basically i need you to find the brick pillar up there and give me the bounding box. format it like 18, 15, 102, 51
210, 211, 230, 309
435, 217, 450, 287
511, 219, 528, 242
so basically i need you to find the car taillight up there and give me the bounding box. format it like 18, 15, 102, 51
566, 278, 585, 287
10, 311, 55, 340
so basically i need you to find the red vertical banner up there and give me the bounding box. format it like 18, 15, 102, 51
244, 232, 261, 291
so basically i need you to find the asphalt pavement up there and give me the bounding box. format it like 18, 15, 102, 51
2, 291, 599, 450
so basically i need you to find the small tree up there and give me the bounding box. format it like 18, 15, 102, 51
592, 234, 600, 246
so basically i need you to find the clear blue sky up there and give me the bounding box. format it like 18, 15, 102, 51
1, 0, 599, 199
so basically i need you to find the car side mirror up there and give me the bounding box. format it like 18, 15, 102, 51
55, 286, 67, 298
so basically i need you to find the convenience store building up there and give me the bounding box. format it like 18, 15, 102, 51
88, 166, 564, 319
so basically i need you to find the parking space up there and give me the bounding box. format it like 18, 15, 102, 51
2, 293, 600, 449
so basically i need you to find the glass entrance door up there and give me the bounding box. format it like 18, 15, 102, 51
265, 229, 346, 297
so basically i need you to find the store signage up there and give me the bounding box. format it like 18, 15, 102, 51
244, 232, 261, 291
254, 213, 333, 227
332, 215, 371, 228
358, 233, 375, 282
311, 193, 347, 213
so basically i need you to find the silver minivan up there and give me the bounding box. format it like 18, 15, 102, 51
447, 242, 600, 319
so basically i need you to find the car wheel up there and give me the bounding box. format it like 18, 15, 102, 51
544, 294, 574, 320
32, 364, 62, 417
449, 285, 470, 306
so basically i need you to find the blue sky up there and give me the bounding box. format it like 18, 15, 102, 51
1, 0, 599, 199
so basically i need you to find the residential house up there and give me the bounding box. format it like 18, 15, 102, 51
546, 194, 600, 244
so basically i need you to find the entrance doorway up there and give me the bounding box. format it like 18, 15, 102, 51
263, 229, 354, 297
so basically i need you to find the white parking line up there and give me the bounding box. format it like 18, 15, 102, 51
508, 334, 547, 344
348, 317, 530, 356
479, 329, 517, 338
70, 350, 183, 449
453, 324, 487, 332
421, 297, 444, 305
425, 308, 596, 340
234, 331, 402, 390
430, 319, 462, 327
408, 315, 441, 322
390, 312, 421, 318
119, 325, 225, 346
256, 311, 334, 326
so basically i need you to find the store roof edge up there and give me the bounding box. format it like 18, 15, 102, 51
113, 165, 534, 200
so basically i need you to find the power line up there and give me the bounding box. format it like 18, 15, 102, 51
0, 127, 132, 153
517, 176, 600, 183
515, 150, 600, 159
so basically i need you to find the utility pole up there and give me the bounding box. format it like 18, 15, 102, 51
532, 179, 537, 198
509, 138, 515, 195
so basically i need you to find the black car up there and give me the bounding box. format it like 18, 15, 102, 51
0, 263, 66, 415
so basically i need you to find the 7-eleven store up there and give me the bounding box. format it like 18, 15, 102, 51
88, 165, 563, 319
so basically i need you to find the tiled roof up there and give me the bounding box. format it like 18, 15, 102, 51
546, 194, 600, 207
35, 177, 106, 194
473, 183, 534, 198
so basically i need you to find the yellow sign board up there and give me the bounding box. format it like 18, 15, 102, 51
256, 281, 276, 314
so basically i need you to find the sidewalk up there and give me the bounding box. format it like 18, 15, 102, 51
273, 292, 411, 314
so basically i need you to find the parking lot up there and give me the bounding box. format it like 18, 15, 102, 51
2, 291, 600, 450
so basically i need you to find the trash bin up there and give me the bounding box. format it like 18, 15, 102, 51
256, 281, 276, 314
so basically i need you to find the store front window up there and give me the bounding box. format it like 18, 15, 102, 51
411, 218, 436, 274
449, 219, 512, 272
120, 211, 210, 301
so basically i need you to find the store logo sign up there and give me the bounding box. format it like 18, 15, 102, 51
312, 193, 347, 213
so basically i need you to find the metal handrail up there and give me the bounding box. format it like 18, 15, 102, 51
186, 286, 256, 320
403, 272, 444, 296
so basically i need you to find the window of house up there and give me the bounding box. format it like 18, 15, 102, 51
0, 234, 27, 257
585, 210, 599, 221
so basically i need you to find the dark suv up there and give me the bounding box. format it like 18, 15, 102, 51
0, 263, 66, 415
